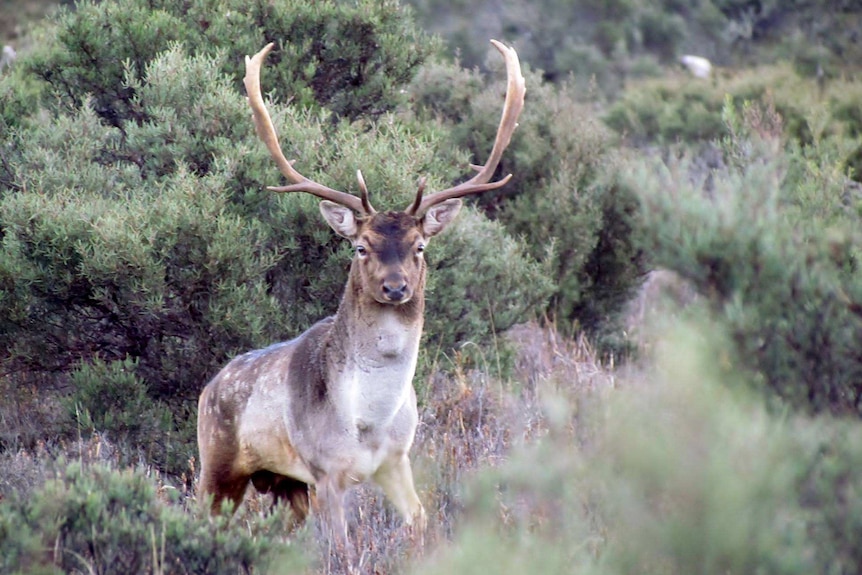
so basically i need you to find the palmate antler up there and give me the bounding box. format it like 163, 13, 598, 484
244, 39, 525, 217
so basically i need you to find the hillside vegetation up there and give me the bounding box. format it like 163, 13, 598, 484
2, 0, 862, 573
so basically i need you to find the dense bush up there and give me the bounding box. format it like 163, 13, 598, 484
406, 0, 697, 93
423, 208, 553, 351
605, 63, 862, 189
0, 108, 284, 401
604, 76, 726, 144
3, 0, 862, 572
24, 0, 434, 124
0, 460, 302, 574
405, 0, 862, 95
63, 358, 195, 473
632, 96, 862, 415
604, 65, 819, 146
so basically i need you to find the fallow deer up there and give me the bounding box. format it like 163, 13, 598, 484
196, 40, 525, 539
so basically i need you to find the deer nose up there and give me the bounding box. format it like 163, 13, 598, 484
382, 280, 409, 302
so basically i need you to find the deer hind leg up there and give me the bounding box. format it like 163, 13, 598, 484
373, 454, 426, 535
199, 461, 249, 515
250, 470, 311, 527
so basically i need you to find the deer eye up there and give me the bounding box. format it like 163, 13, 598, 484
355, 245, 368, 257
416, 243, 425, 255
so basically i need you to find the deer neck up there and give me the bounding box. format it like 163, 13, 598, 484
332, 269, 425, 363
323, 267, 425, 433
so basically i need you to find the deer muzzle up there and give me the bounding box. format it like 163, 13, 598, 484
381, 276, 411, 303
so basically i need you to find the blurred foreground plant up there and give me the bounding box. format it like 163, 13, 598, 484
413, 320, 862, 574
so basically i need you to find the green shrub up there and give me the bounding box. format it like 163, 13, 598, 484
0, 460, 303, 574
0, 148, 282, 399
1, 45, 551, 378
1, 0, 553, 474
799, 422, 862, 571
63, 358, 197, 473
631, 97, 862, 415
405, 0, 862, 96
404, 0, 732, 93
605, 62, 862, 176
639, 8, 687, 62
829, 81, 862, 182
26, 0, 434, 124
424, 208, 554, 352
66, 358, 168, 441
604, 76, 727, 144
0, 59, 45, 135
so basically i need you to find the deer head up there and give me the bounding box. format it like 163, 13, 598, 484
243, 40, 525, 308
316, 198, 459, 307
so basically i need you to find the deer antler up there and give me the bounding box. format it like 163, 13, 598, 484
244, 43, 375, 215
406, 39, 525, 217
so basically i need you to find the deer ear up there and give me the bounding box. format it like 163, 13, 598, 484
319, 200, 358, 239
421, 199, 462, 238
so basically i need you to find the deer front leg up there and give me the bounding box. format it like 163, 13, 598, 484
373, 454, 427, 536
316, 474, 349, 545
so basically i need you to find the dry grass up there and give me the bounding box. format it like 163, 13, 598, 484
0, 272, 703, 573
0, 373, 66, 451
297, 321, 615, 573
1, 264, 698, 573
7, 309, 857, 575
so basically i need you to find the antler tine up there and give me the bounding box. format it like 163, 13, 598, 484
406, 177, 427, 216
245, 43, 371, 215
407, 40, 525, 216
356, 170, 376, 215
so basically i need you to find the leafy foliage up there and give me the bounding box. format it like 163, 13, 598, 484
424, 209, 554, 351
632, 96, 862, 414
412, 324, 862, 574
3, 0, 862, 573
406, 0, 715, 92
605, 62, 862, 189
25, 0, 434, 124
0, 460, 302, 574
63, 358, 194, 473
405, 0, 862, 95
604, 76, 726, 144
